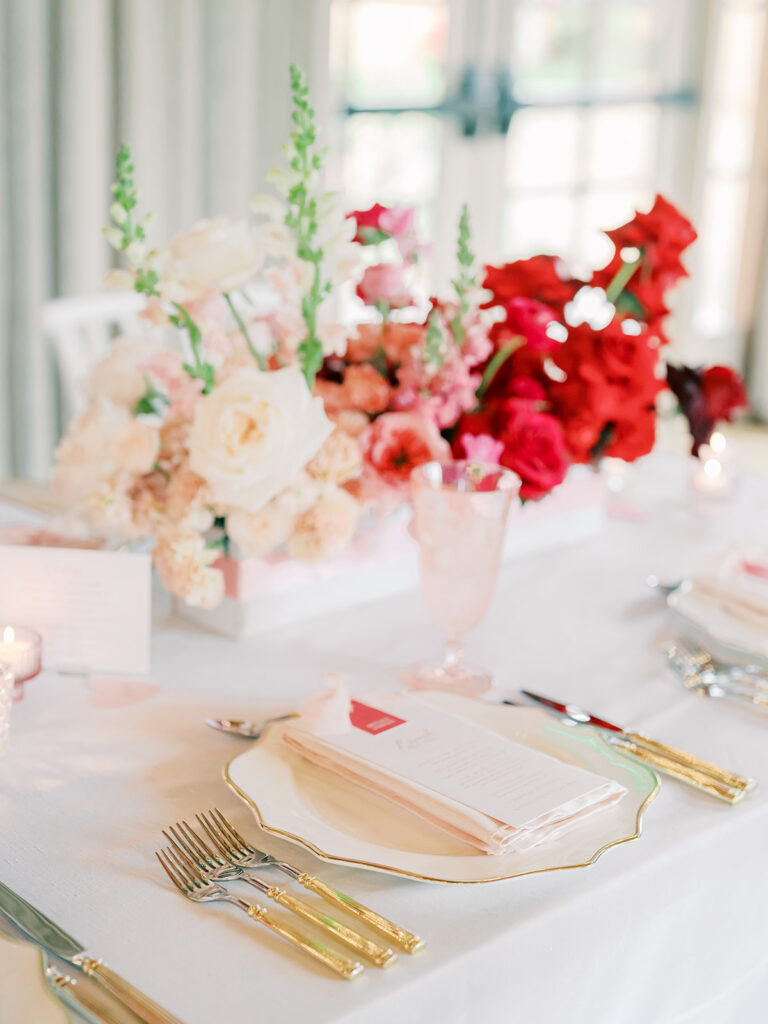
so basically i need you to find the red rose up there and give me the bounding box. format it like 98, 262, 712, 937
498, 404, 569, 500
507, 376, 547, 404
605, 407, 657, 461
493, 297, 560, 353
482, 255, 579, 314
347, 203, 390, 244
701, 366, 749, 423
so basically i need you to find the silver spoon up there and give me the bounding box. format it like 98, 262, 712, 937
204, 713, 296, 739
646, 574, 683, 597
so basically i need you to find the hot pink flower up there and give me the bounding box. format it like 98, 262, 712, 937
461, 433, 504, 464
357, 263, 414, 309
360, 412, 450, 490
502, 297, 560, 352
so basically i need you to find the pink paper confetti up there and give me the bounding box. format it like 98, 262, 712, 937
85, 677, 160, 709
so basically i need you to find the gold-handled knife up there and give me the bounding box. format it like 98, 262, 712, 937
0, 881, 183, 1024
514, 690, 756, 804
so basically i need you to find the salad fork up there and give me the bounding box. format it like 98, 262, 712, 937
665, 640, 768, 709
163, 821, 396, 967
155, 847, 363, 980
197, 809, 425, 953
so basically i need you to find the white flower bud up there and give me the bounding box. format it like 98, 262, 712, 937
110, 202, 127, 225
125, 240, 146, 266
102, 226, 124, 250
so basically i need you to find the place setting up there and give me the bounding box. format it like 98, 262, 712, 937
3, 20, 768, 1024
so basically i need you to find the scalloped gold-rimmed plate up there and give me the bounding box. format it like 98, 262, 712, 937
225, 693, 658, 883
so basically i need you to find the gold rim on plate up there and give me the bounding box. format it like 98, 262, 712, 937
223, 713, 659, 884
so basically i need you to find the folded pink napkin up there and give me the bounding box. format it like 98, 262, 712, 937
283, 688, 625, 856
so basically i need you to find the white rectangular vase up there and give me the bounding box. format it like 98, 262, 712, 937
172, 466, 606, 638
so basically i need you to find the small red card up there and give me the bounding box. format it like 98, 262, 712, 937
349, 700, 406, 735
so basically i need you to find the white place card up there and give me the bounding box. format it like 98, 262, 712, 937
0, 546, 151, 674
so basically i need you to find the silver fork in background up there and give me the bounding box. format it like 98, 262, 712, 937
665, 640, 768, 710
163, 821, 396, 967
197, 809, 425, 953
155, 847, 363, 980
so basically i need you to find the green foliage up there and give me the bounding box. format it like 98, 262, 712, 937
424, 309, 445, 371
105, 143, 159, 297
284, 65, 328, 388
133, 377, 169, 417
450, 204, 478, 345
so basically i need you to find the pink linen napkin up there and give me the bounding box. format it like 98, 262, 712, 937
283, 686, 625, 856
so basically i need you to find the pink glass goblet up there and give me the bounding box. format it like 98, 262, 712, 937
405, 460, 520, 696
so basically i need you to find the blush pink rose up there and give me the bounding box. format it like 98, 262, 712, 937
461, 433, 504, 464
357, 263, 414, 309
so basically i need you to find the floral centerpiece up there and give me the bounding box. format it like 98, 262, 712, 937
53, 66, 748, 610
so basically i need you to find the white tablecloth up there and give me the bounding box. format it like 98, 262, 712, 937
2, 454, 768, 1024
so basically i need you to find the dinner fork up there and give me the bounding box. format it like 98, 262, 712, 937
155, 847, 363, 980
197, 808, 425, 953
163, 821, 396, 967
665, 640, 768, 709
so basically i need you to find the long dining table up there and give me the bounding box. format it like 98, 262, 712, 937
2, 453, 768, 1024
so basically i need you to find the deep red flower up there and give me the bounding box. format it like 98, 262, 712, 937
498, 404, 569, 500
482, 255, 580, 315
604, 194, 697, 288
549, 322, 663, 463
667, 362, 748, 454
347, 204, 390, 244
701, 366, 749, 423
494, 297, 560, 352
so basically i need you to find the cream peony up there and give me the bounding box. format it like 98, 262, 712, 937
160, 218, 264, 303
84, 337, 158, 410
287, 485, 359, 562
306, 429, 362, 485
52, 401, 131, 503
153, 526, 224, 609
226, 470, 319, 556
110, 419, 160, 475
188, 366, 333, 513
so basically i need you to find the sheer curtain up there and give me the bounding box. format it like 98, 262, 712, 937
0, 0, 331, 479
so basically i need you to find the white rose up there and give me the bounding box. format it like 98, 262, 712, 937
160, 218, 265, 303
53, 401, 131, 503
188, 367, 333, 512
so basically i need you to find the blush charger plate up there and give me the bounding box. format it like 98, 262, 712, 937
224, 693, 659, 884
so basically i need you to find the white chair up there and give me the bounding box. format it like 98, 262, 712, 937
42, 290, 146, 426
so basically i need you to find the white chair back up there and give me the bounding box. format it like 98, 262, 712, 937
42, 290, 146, 426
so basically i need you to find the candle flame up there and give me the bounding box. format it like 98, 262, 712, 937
710, 431, 726, 454
3, 627, 14, 643
704, 458, 722, 479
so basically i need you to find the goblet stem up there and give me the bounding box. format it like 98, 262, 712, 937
443, 639, 464, 669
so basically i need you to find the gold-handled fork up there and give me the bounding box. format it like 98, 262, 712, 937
198, 809, 425, 953
156, 847, 363, 980
163, 820, 396, 967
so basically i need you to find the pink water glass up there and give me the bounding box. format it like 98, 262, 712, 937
405, 460, 520, 696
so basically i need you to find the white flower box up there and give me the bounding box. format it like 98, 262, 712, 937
172, 467, 606, 638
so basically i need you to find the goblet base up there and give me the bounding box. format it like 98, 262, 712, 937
402, 660, 493, 697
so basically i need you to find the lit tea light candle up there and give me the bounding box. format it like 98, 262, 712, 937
0, 626, 43, 702
691, 451, 732, 499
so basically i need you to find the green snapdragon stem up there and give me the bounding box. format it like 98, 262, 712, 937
605, 256, 641, 305
477, 340, 520, 399
225, 292, 267, 370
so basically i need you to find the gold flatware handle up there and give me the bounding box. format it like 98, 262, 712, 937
49, 971, 124, 1024
627, 733, 753, 791
297, 874, 425, 953
78, 958, 183, 1024
246, 904, 363, 979
614, 739, 752, 804
268, 887, 396, 967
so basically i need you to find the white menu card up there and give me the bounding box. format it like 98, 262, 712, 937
0, 545, 151, 674
329, 695, 623, 827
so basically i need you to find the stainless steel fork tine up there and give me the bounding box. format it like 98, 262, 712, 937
178, 820, 219, 862
156, 849, 187, 892
212, 808, 251, 849
196, 811, 237, 858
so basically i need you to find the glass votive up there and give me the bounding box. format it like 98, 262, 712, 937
0, 661, 12, 754
0, 626, 43, 702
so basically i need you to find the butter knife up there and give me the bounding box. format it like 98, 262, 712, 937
0, 881, 183, 1024
515, 690, 756, 804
